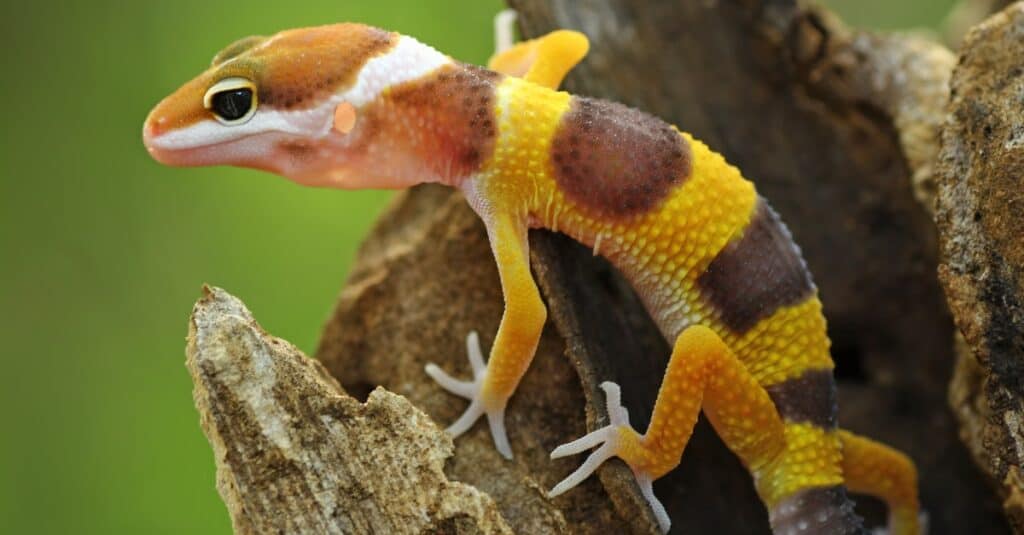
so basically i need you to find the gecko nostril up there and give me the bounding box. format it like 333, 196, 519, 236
143, 121, 159, 141
143, 114, 170, 141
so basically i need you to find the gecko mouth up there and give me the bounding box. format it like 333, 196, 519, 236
143, 132, 282, 172
145, 136, 240, 167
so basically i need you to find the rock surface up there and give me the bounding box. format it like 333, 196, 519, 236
937, 3, 1024, 531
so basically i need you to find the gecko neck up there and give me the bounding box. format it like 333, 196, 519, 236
316, 41, 504, 190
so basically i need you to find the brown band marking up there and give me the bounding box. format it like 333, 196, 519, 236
698, 198, 815, 333
551, 96, 691, 217
354, 63, 502, 181
765, 368, 837, 428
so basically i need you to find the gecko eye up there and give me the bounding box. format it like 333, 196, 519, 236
203, 77, 257, 125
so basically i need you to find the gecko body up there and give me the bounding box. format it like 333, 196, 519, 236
144, 20, 921, 534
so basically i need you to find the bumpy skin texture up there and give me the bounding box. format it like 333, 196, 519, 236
464, 34, 919, 534
472, 71, 866, 531
142, 23, 921, 535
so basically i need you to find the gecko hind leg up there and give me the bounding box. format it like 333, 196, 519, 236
425, 331, 512, 457
549, 325, 791, 533
839, 430, 924, 535
549, 381, 671, 531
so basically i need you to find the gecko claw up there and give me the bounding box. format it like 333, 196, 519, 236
549, 381, 671, 533
425, 331, 514, 459
425, 332, 484, 397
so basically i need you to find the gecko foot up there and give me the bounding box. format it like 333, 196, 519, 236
425, 331, 513, 458
549, 381, 671, 533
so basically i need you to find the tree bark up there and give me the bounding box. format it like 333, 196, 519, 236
185, 0, 1023, 533
312, 1, 1007, 532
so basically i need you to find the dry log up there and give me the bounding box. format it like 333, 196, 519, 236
315, 185, 636, 533
937, 3, 1024, 531
313, 1, 1006, 533
187, 286, 512, 534
181, 1, 1023, 533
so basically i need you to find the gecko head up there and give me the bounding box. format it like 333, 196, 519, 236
143, 23, 415, 188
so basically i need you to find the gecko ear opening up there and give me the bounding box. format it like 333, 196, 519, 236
333, 102, 357, 134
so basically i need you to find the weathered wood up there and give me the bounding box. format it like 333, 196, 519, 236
505, 0, 1005, 532
184, 1, 1019, 533
315, 186, 637, 533
937, 4, 1024, 531
187, 286, 512, 534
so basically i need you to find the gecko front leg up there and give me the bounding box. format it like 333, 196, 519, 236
426, 210, 546, 458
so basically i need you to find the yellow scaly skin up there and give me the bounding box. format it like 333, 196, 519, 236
142, 16, 921, 534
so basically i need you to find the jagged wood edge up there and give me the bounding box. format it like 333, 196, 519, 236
312, 1, 1009, 534
509, 0, 1005, 532
187, 286, 513, 534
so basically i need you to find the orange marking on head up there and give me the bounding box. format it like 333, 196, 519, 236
333, 102, 357, 134
253, 24, 396, 109
145, 24, 398, 135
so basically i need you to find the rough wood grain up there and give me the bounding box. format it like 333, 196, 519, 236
937, 4, 1024, 531
187, 286, 512, 534
505, 0, 1005, 532
181, 1, 1018, 533
312, 1, 1009, 533
316, 185, 640, 533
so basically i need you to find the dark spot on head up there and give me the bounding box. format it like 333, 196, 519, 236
352, 63, 501, 180
550, 96, 691, 218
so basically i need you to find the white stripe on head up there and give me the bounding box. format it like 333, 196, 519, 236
147, 100, 341, 151
149, 35, 452, 152
340, 35, 453, 107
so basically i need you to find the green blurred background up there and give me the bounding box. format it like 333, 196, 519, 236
0, 0, 959, 533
